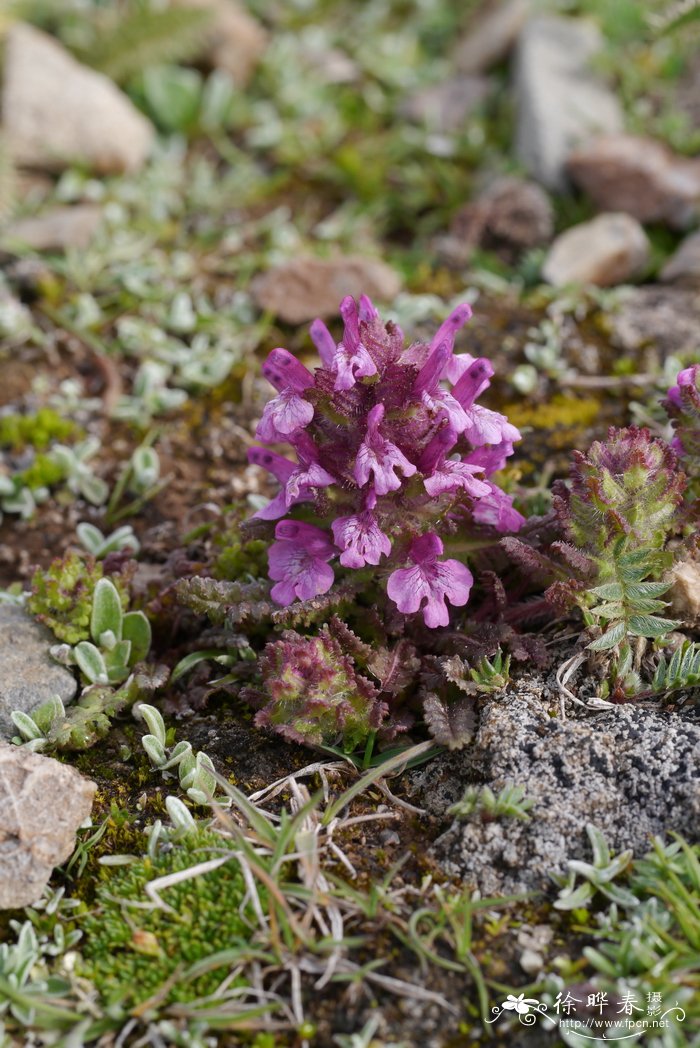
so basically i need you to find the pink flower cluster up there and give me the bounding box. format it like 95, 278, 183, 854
249, 296, 524, 627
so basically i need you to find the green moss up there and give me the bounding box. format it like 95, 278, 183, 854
81, 829, 258, 1007
17, 452, 67, 491
0, 408, 80, 451
215, 534, 268, 581
27, 553, 128, 644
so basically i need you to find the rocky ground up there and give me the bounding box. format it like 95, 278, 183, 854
0, 1, 699, 1046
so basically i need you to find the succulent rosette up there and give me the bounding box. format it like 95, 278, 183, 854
249, 295, 524, 627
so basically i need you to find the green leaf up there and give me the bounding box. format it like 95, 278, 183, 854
170, 649, 221, 684
10, 710, 44, 742
627, 615, 678, 639
74, 642, 109, 684
588, 583, 624, 600
91, 579, 123, 643
31, 695, 66, 734
588, 621, 626, 651
589, 601, 625, 620
142, 65, 203, 133
122, 611, 152, 665
138, 703, 166, 747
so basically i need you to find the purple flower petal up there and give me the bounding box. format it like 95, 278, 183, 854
471, 483, 525, 532
256, 389, 314, 442
309, 319, 337, 368
354, 404, 417, 495
387, 532, 473, 628
464, 441, 516, 477
452, 358, 494, 409
442, 352, 476, 384
332, 509, 392, 567
428, 303, 472, 355
285, 461, 336, 506
268, 521, 335, 605
424, 459, 490, 498
333, 340, 378, 391
462, 405, 521, 448
262, 348, 314, 393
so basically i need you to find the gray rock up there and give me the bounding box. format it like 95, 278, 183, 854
251, 255, 401, 324
608, 286, 700, 361
173, 0, 268, 87
446, 176, 553, 262
0, 605, 77, 740
0, 741, 96, 908
402, 76, 493, 134
514, 16, 623, 191
567, 135, 700, 231
1, 205, 102, 252
454, 0, 530, 75
661, 229, 700, 284
426, 681, 700, 895
2, 23, 154, 174
542, 212, 649, 287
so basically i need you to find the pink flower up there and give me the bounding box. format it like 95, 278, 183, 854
256, 389, 315, 442
256, 347, 316, 441
332, 492, 392, 567
284, 432, 336, 507
424, 459, 490, 498
419, 426, 489, 497
248, 447, 296, 520
414, 342, 470, 433
262, 348, 314, 393
355, 404, 417, 495
387, 532, 473, 628
471, 482, 525, 533
331, 295, 378, 391
452, 358, 494, 409
309, 318, 337, 368
428, 303, 472, 355
268, 520, 335, 605
464, 441, 516, 477
461, 404, 521, 448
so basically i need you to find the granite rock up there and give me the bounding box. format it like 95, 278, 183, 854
454, 0, 530, 74
0, 605, 78, 740
542, 212, 649, 287
2, 23, 153, 174
567, 135, 700, 230
0, 741, 96, 908
251, 255, 401, 324
423, 681, 700, 895
514, 16, 623, 191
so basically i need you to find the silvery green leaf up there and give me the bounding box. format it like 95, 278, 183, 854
76, 522, 103, 555
74, 642, 108, 685
553, 881, 594, 910
587, 621, 626, 651
10, 710, 44, 742
98, 629, 118, 651
91, 578, 123, 643
80, 472, 109, 506
31, 695, 65, 734
160, 740, 192, 770
131, 446, 160, 491
186, 788, 209, 806
165, 795, 196, 832
142, 734, 166, 766
137, 703, 166, 746
122, 611, 151, 665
